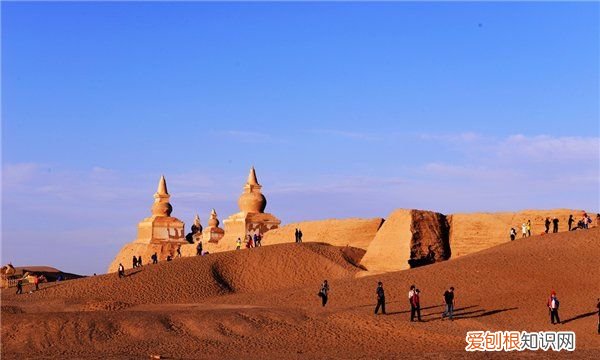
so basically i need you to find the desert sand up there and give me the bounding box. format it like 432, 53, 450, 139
2, 227, 599, 359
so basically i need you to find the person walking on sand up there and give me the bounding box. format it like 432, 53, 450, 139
318, 280, 330, 307
236, 238, 242, 250
411, 289, 422, 322
132, 256, 138, 269
545, 217, 551, 234
442, 287, 455, 320
521, 223, 527, 238
15, 279, 23, 294
596, 298, 600, 334
254, 233, 260, 247
33, 275, 39, 291
510, 227, 516, 241
151, 252, 158, 264
196, 241, 203, 256
547, 290, 561, 325
409, 285, 416, 314
568, 215, 574, 231
138, 256, 143, 267
118, 263, 125, 278
374, 281, 386, 315
298, 229, 303, 243
527, 220, 532, 237
295, 228, 299, 243
176, 245, 182, 258
552, 217, 559, 233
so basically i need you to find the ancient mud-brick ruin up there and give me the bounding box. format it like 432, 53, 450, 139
222, 167, 281, 243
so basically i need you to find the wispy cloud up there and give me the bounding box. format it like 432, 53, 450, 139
310, 129, 383, 141
213, 130, 283, 143
417, 132, 483, 143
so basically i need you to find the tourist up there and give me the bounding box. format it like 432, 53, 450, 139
596, 298, 600, 334
151, 252, 158, 264
254, 233, 260, 247
132, 256, 138, 269
568, 215, 574, 231
552, 217, 559, 233
166, 255, 172, 261
411, 289, 422, 322
510, 228, 516, 241
295, 228, 299, 243
585, 214, 592, 228
236, 238, 242, 250
176, 245, 182, 258
596, 214, 600, 228
442, 287, 455, 320
409, 285, 416, 309
15, 279, 23, 295
118, 263, 125, 278
246, 236, 254, 248
318, 280, 329, 307
196, 241, 203, 256
527, 220, 532, 237
545, 218, 551, 234
138, 256, 143, 267
374, 281, 386, 315
521, 223, 527, 238
33, 275, 39, 291
547, 290, 560, 325
298, 229, 303, 243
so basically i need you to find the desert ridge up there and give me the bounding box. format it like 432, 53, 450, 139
2, 227, 599, 359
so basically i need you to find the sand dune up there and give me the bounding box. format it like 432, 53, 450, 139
2, 228, 599, 359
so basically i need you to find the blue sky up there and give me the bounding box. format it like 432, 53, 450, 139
2, 2, 599, 274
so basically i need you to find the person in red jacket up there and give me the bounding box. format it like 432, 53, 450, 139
411, 289, 422, 322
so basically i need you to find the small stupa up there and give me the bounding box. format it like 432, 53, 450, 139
133, 175, 186, 245
223, 167, 281, 242
203, 209, 225, 243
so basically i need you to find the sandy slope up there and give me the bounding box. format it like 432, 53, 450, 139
2, 229, 599, 359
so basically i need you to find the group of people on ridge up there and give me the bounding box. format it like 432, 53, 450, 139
236, 233, 263, 250
511, 213, 598, 241
295, 228, 304, 243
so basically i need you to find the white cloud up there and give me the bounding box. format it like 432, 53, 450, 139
310, 129, 382, 141
498, 134, 599, 162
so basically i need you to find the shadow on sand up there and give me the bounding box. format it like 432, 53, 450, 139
561, 311, 597, 324
452, 307, 518, 320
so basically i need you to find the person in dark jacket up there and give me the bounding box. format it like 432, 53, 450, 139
552, 218, 559, 233
375, 281, 386, 315
568, 215, 574, 231
545, 218, 551, 233
151, 252, 158, 264
442, 287, 455, 320
411, 289, 422, 322
547, 290, 560, 325
15, 280, 23, 294
196, 241, 203, 256
132, 256, 138, 269
318, 280, 329, 307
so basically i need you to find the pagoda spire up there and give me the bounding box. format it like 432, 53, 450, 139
247, 166, 260, 186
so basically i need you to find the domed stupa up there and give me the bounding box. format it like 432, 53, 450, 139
223, 167, 281, 247
237, 167, 267, 213
203, 208, 225, 243
133, 175, 186, 245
